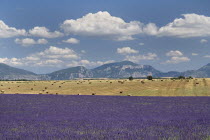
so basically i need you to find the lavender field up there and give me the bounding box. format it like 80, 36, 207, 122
0, 94, 210, 139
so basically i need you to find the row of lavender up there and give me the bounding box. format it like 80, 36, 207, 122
0, 94, 210, 139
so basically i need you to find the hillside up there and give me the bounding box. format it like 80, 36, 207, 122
1, 61, 210, 80
48, 66, 93, 80
92, 61, 162, 78
0, 63, 42, 80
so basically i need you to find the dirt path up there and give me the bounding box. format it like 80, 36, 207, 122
202, 78, 209, 96
193, 79, 198, 96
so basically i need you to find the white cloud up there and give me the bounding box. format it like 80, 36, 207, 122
139, 43, 144, 46
63, 38, 80, 44
165, 50, 189, 64
0, 45, 116, 69
165, 56, 190, 64
0, 20, 26, 38
192, 53, 198, 56
81, 50, 86, 53
60, 12, 210, 40
204, 55, 210, 58
29, 26, 64, 38
2, 13, 210, 40
0, 58, 9, 63
125, 53, 158, 63
200, 39, 208, 44
166, 50, 183, 57
0, 57, 23, 66
66, 60, 115, 67
153, 14, 210, 38
117, 47, 139, 55
37, 39, 48, 44
143, 23, 158, 36
61, 11, 142, 41
15, 38, 36, 46
37, 46, 80, 59
15, 38, 48, 46
0, 46, 80, 67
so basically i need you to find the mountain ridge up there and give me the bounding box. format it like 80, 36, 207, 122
1, 61, 210, 80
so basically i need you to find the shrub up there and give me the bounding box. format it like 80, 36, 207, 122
128, 76, 133, 81
178, 76, 185, 79
147, 75, 153, 80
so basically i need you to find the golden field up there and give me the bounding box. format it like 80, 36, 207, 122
0, 78, 210, 96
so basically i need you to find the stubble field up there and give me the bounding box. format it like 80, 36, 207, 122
0, 78, 210, 96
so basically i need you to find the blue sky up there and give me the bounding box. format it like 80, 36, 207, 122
0, 0, 210, 74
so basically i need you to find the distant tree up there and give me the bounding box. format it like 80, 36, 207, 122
188, 76, 193, 79
147, 75, 153, 80
178, 76, 185, 79
128, 76, 134, 81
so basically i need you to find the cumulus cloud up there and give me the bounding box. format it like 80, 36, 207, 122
0, 20, 26, 38
81, 50, 86, 53
0, 46, 115, 68
37, 39, 48, 44
0, 57, 23, 66
204, 55, 210, 58
166, 50, 183, 57
15, 38, 48, 46
152, 14, 210, 38
0, 45, 116, 69
118, 46, 157, 63
29, 27, 64, 38
165, 50, 189, 64
66, 60, 115, 67
139, 43, 145, 46
0, 46, 80, 67
192, 53, 198, 56
143, 23, 158, 36
63, 38, 80, 44
165, 56, 190, 64
200, 39, 208, 44
2, 13, 210, 40
117, 47, 139, 55
37, 46, 80, 59
125, 53, 158, 63
61, 11, 142, 41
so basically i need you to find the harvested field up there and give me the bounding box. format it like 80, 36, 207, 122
0, 78, 210, 96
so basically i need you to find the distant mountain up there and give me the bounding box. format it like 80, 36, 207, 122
0, 63, 43, 80
47, 66, 93, 80
1, 61, 210, 80
159, 71, 182, 77
182, 63, 210, 78
92, 61, 162, 78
